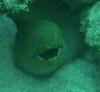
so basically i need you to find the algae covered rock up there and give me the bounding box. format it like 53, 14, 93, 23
80, 1, 100, 50
0, 0, 34, 13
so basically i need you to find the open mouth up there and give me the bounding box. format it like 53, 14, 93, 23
37, 47, 61, 61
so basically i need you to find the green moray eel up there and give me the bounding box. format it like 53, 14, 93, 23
14, 18, 85, 75
15, 20, 67, 75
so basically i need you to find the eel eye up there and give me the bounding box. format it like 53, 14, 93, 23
37, 48, 61, 61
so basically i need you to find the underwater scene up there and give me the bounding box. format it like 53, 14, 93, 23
0, 0, 100, 91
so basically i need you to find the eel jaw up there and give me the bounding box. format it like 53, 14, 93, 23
36, 47, 62, 61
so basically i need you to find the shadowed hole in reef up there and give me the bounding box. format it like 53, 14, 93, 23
37, 48, 61, 61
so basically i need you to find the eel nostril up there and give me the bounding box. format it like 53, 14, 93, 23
37, 48, 61, 61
